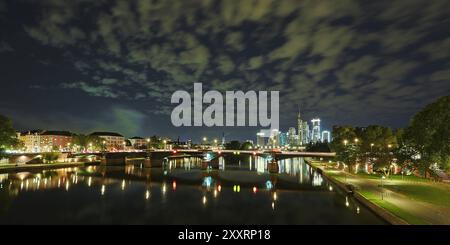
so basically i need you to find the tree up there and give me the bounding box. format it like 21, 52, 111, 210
331, 126, 359, 171
225, 140, 241, 150
332, 125, 398, 173
147, 135, 165, 149
404, 95, 450, 172
359, 125, 397, 153
372, 149, 395, 177
240, 141, 253, 150
306, 142, 331, 152
393, 128, 419, 174
0, 114, 19, 158
72, 134, 103, 151
42, 152, 60, 163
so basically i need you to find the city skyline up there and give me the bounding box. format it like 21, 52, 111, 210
0, 0, 449, 229
0, 0, 449, 141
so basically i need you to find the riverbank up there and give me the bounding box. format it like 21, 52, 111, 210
308, 159, 450, 225
0, 162, 100, 174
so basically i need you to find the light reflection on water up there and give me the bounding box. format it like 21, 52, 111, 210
0, 157, 385, 225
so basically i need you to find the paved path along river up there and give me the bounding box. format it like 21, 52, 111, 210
314, 163, 450, 225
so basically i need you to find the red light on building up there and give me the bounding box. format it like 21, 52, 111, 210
217, 185, 222, 192
172, 150, 177, 154
253, 186, 257, 193
172, 181, 177, 190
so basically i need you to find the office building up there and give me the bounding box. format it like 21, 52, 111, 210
311, 118, 321, 143
321, 130, 331, 143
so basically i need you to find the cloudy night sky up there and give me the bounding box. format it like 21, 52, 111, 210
0, 0, 449, 142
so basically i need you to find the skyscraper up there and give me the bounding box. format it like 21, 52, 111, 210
321, 130, 331, 143
288, 127, 296, 146
302, 121, 310, 144
270, 129, 280, 147
256, 131, 265, 147
279, 132, 288, 147
311, 118, 321, 143
297, 108, 303, 145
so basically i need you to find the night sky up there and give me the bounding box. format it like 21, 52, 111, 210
0, 0, 449, 142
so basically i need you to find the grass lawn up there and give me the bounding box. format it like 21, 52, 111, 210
356, 173, 431, 183
308, 160, 448, 224
358, 190, 429, 225
383, 184, 450, 207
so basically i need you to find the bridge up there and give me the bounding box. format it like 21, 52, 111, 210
5, 149, 335, 167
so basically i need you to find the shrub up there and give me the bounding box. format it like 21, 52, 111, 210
42, 152, 60, 163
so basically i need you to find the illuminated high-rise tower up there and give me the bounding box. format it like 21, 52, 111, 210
311, 118, 321, 143
288, 127, 296, 146
303, 121, 310, 144
321, 130, 331, 143
270, 129, 280, 147
297, 108, 304, 145
256, 131, 265, 147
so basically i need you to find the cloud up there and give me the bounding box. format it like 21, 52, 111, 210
100, 78, 119, 85
430, 69, 450, 82
94, 107, 146, 137
15, 0, 450, 129
216, 55, 235, 75
419, 38, 450, 60
61, 81, 121, 98
2, 105, 146, 137
0, 41, 13, 52
247, 56, 264, 70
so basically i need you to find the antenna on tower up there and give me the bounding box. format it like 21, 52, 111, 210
221, 132, 225, 145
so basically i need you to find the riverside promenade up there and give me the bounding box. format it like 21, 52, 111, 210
0, 162, 99, 173
309, 160, 450, 225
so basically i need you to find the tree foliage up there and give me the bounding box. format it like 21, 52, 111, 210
404, 95, 450, 170
306, 142, 331, 152
0, 114, 19, 158
147, 135, 166, 149
331, 95, 450, 176
332, 125, 397, 172
225, 140, 241, 150
240, 141, 253, 150
72, 134, 103, 151
42, 152, 60, 163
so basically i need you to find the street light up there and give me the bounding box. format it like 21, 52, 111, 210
343, 139, 348, 146
354, 138, 359, 143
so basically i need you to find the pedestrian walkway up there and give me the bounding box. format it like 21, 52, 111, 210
314, 162, 450, 225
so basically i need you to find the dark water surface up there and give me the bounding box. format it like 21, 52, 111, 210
0, 157, 386, 224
